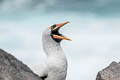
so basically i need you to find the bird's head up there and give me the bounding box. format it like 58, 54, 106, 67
43, 21, 71, 43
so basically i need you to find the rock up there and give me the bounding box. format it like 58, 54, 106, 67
0, 48, 41, 80
96, 61, 120, 80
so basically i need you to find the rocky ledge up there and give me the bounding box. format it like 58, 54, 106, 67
96, 61, 120, 80
0, 49, 41, 80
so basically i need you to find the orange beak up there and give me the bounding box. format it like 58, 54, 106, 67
52, 21, 72, 41
53, 21, 70, 30
53, 35, 72, 41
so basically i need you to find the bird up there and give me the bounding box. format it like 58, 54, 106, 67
32, 21, 71, 80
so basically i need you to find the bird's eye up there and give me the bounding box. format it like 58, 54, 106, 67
50, 24, 56, 30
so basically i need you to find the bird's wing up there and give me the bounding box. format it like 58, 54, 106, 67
32, 61, 48, 78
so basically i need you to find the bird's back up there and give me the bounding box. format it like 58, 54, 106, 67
32, 60, 48, 77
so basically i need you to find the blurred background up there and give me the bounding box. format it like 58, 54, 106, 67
0, 0, 120, 80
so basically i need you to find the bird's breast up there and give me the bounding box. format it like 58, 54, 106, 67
46, 57, 67, 80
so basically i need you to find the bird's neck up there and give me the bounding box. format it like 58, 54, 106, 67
42, 36, 66, 59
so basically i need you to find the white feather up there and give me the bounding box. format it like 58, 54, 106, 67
32, 27, 68, 80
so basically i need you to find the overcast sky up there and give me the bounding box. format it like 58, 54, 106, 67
0, 0, 120, 80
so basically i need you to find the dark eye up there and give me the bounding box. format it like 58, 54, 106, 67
51, 24, 56, 30
52, 24, 56, 28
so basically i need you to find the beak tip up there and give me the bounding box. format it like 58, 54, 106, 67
66, 38, 72, 41
66, 21, 70, 24
69, 39, 72, 41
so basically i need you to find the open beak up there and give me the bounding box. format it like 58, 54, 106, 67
52, 21, 72, 41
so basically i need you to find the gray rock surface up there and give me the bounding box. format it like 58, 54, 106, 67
96, 61, 120, 80
0, 48, 41, 80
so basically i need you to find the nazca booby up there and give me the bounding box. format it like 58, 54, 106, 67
33, 21, 71, 80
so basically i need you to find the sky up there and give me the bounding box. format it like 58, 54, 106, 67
0, 0, 120, 80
